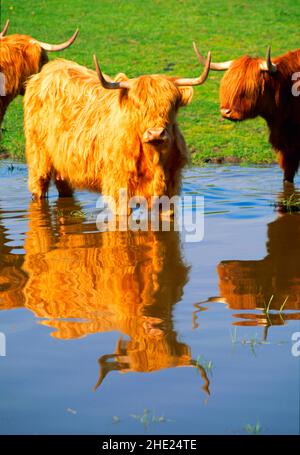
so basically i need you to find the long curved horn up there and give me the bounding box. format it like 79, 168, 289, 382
35, 28, 79, 52
0, 19, 10, 38
260, 46, 277, 73
193, 42, 233, 71
93, 54, 132, 89
173, 49, 211, 86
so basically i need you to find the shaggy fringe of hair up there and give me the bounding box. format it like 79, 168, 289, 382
221, 49, 300, 113
221, 56, 263, 111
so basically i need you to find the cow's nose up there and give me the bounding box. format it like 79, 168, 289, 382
143, 128, 169, 143
221, 108, 231, 117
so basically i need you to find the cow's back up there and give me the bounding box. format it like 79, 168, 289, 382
24, 59, 119, 191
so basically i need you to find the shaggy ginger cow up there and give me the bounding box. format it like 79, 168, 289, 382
24, 48, 211, 204
195, 45, 300, 182
0, 24, 78, 125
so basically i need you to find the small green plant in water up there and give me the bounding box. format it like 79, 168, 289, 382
70, 210, 86, 218
264, 295, 274, 314
112, 416, 121, 424
196, 355, 213, 375
241, 334, 260, 356
231, 330, 270, 356
55, 209, 86, 219
279, 296, 289, 313
244, 421, 262, 435
276, 193, 300, 213
264, 295, 289, 314
130, 409, 173, 430
230, 327, 238, 345
56, 209, 64, 218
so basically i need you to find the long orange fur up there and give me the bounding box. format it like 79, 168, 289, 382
0, 34, 48, 125
24, 59, 195, 203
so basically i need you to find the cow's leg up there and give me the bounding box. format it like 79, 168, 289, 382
0, 96, 12, 129
151, 164, 175, 218
27, 152, 52, 199
283, 162, 299, 184
54, 175, 73, 198
278, 151, 300, 184
28, 171, 51, 200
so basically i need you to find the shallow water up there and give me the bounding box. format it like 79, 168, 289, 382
0, 161, 299, 435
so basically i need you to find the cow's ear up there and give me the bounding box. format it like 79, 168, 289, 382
178, 87, 194, 106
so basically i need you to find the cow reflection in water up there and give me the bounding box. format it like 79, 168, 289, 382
0, 199, 209, 394
206, 189, 300, 329
0, 205, 26, 309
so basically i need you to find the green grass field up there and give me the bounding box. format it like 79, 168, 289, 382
0, 0, 299, 163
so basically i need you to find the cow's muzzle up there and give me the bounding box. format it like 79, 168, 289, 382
143, 128, 169, 144
221, 108, 232, 118
221, 108, 242, 121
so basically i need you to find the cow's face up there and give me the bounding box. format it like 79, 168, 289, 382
122, 75, 193, 156
93, 51, 210, 169
219, 56, 263, 121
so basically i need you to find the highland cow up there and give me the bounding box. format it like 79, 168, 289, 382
195, 45, 300, 183
24, 48, 211, 206
0, 27, 78, 125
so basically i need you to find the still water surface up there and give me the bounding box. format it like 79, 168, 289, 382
0, 161, 299, 434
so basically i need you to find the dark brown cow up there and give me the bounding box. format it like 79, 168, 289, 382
195, 44, 300, 183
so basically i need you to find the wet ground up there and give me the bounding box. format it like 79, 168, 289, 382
0, 161, 299, 435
